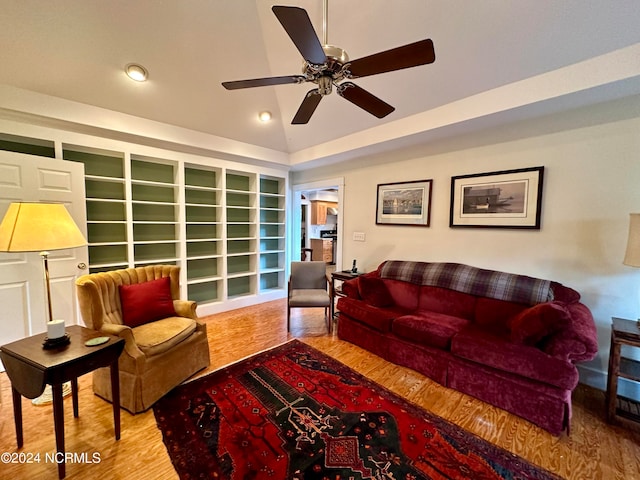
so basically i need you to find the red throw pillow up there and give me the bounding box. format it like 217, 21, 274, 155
508, 301, 570, 346
358, 275, 394, 308
119, 277, 177, 328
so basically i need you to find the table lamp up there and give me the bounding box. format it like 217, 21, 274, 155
623, 213, 640, 325
0, 202, 87, 348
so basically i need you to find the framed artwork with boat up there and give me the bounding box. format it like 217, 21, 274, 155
449, 166, 544, 229
376, 179, 432, 226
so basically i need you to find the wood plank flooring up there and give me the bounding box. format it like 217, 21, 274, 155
1, 299, 639, 479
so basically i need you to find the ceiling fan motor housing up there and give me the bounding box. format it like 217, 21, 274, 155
303, 45, 350, 95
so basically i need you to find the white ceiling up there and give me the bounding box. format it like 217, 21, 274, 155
1, 1, 639, 169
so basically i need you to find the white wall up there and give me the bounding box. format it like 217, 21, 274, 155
292, 96, 640, 392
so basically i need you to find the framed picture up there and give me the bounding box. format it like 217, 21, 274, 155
449, 166, 544, 229
376, 179, 432, 226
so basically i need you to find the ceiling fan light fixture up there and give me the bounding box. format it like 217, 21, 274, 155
258, 111, 272, 122
322, 45, 348, 64
125, 63, 148, 82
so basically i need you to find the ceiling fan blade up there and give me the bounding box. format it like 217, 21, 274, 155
222, 75, 306, 90
337, 82, 394, 118
347, 39, 435, 78
292, 90, 323, 124
272, 6, 327, 65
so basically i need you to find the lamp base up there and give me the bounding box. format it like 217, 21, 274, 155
42, 333, 70, 349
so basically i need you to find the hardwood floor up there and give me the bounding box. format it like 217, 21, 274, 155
1, 299, 639, 479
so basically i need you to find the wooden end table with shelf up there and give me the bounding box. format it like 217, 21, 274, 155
0, 325, 125, 478
606, 317, 640, 427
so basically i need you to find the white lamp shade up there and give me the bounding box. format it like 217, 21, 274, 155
0, 202, 86, 252
623, 213, 640, 268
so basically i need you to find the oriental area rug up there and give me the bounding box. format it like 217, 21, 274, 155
153, 340, 561, 480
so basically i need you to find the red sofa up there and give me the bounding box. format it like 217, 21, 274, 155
336, 260, 598, 435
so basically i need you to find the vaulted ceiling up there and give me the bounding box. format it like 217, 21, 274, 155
1, 1, 639, 169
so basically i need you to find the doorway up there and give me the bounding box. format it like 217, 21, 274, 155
291, 178, 344, 270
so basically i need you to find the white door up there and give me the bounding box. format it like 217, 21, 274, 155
0, 151, 88, 357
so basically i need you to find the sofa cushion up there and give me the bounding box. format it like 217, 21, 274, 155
417, 286, 476, 320
383, 279, 420, 311
393, 312, 470, 349
119, 277, 177, 328
451, 327, 579, 390
474, 297, 527, 332
508, 301, 571, 346
132, 316, 197, 356
358, 275, 393, 307
336, 297, 405, 332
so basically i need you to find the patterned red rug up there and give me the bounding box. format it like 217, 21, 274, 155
153, 340, 561, 479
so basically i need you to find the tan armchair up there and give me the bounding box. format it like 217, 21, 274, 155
287, 261, 331, 331
75, 265, 210, 413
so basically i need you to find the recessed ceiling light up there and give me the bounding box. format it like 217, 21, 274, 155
125, 63, 148, 82
258, 111, 272, 122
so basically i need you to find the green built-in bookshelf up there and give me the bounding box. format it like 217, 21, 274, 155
184, 165, 223, 303
225, 171, 256, 299
259, 176, 286, 292
0, 135, 287, 308
61, 146, 286, 305
63, 147, 129, 272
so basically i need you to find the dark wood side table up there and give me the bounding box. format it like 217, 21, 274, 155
606, 317, 640, 428
330, 271, 362, 323
0, 325, 124, 479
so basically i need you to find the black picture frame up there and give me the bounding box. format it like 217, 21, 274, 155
376, 179, 433, 227
449, 166, 544, 229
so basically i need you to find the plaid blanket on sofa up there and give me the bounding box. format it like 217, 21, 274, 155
379, 261, 553, 305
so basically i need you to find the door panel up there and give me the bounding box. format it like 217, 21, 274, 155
0, 151, 88, 366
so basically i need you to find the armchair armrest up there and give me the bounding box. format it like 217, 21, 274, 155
194, 318, 208, 334
100, 323, 145, 368
174, 299, 198, 319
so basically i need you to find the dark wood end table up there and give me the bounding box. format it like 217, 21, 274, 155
0, 325, 125, 478
606, 317, 640, 428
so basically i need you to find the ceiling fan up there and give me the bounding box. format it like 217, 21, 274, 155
221, 2, 435, 124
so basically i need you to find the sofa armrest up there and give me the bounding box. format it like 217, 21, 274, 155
341, 271, 382, 300
542, 302, 598, 363
341, 278, 361, 299
336, 296, 405, 333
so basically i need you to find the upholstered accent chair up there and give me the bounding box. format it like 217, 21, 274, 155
75, 265, 210, 413
287, 261, 331, 331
